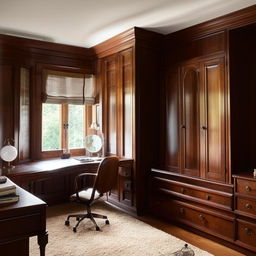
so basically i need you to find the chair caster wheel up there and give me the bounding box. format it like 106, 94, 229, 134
96, 226, 100, 231
105, 220, 109, 225
73, 227, 77, 232
65, 220, 70, 226
76, 217, 80, 221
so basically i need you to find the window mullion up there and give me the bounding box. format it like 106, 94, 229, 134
62, 104, 69, 150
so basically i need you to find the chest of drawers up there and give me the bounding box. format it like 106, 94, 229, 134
233, 173, 256, 252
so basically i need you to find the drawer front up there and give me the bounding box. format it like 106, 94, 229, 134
174, 203, 234, 240
237, 219, 256, 250
236, 179, 256, 196
0, 213, 42, 239
149, 194, 234, 240
236, 198, 256, 217
155, 179, 232, 209
182, 187, 231, 208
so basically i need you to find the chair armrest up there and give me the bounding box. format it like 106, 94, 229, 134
74, 173, 97, 194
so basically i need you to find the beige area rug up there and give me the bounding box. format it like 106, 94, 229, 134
30, 202, 213, 256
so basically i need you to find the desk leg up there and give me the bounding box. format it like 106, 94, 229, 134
37, 231, 48, 256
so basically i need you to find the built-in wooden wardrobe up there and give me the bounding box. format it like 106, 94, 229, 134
94, 28, 163, 214
149, 5, 256, 255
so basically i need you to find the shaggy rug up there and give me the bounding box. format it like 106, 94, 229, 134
30, 202, 213, 256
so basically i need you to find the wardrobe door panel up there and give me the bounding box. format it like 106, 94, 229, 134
203, 58, 226, 182
181, 65, 200, 177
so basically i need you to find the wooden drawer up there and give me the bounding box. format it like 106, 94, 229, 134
149, 194, 235, 241
154, 177, 232, 210
237, 219, 256, 251
236, 197, 256, 218
172, 201, 234, 240
0, 213, 42, 239
236, 178, 256, 197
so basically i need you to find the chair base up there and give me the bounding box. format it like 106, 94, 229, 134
65, 212, 109, 232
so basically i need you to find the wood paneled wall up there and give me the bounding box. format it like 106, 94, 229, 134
0, 65, 14, 150
0, 35, 94, 161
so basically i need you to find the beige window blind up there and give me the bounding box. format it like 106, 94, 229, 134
42, 70, 95, 105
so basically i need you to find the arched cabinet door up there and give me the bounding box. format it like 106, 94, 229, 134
180, 64, 200, 177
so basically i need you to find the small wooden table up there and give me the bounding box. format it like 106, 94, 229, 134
0, 180, 47, 256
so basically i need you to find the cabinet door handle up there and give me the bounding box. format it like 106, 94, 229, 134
245, 186, 251, 192
199, 214, 205, 221
245, 203, 252, 209
201, 126, 207, 130
181, 125, 186, 129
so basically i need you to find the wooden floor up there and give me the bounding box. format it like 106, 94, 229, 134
138, 215, 246, 256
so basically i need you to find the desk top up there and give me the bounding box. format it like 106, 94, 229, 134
0, 179, 46, 217
9, 157, 133, 177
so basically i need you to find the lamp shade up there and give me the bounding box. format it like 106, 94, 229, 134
0, 145, 18, 162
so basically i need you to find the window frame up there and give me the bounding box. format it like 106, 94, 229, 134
41, 103, 88, 159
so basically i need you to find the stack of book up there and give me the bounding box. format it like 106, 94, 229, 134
0, 178, 19, 205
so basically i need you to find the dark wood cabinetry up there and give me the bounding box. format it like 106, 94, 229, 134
100, 47, 135, 211
102, 48, 133, 159
180, 63, 200, 177
200, 57, 226, 182
150, 7, 256, 255
234, 174, 256, 252
168, 54, 227, 182
96, 28, 163, 215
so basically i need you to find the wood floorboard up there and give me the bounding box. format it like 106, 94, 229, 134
138, 215, 246, 256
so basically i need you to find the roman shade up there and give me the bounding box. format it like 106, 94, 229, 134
42, 70, 95, 105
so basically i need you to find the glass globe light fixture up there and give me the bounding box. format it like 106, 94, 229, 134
0, 139, 18, 175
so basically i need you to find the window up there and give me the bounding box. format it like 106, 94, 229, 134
42, 103, 86, 157
41, 68, 96, 158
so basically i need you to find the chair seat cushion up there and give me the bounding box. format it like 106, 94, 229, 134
70, 188, 101, 202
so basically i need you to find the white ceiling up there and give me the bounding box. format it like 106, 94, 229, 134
0, 0, 256, 48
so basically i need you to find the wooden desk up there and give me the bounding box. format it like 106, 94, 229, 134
7, 158, 135, 213
0, 181, 47, 256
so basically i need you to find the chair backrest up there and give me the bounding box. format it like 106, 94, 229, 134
93, 156, 119, 194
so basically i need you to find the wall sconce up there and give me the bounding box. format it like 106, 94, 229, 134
0, 139, 18, 175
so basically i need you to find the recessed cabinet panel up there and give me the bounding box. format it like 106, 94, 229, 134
121, 49, 133, 158
181, 66, 200, 177
0, 65, 14, 149
105, 58, 117, 155
203, 58, 226, 182
166, 69, 180, 171
19, 68, 30, 160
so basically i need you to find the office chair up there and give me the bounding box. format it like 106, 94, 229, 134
65, 156, 119, 232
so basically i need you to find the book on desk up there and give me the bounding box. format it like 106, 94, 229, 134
0, 177, 19, 204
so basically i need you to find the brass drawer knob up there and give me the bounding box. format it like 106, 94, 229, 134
179, 208, 184, 214
245, 203, 252, 209
181, 188, 185, 194
206, 195, 211, 200
199, 214, 205, 221
244, 228, 253, 235
245, 186, 251, 192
